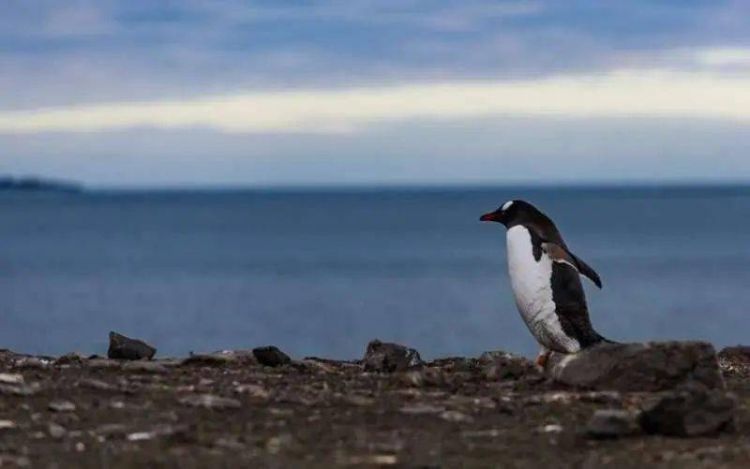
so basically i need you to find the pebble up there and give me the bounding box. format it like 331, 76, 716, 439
541, 424, 563, 433
48, 423, 67, 439
586, 409, 639, 439
178, 394, 241, 410
0, 420, 17, 431
440, 410, 474, 423
48, 400, 76, 412
122, 361, 168, 374
0, 373, 24, 384
399, 404, 445, 415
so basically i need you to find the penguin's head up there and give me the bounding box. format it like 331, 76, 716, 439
480, 200, 535, 227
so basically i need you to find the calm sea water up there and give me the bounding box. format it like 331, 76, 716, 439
0, 186, 748, 359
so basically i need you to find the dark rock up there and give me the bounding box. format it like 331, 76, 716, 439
362, 340, 423, 372
586, 409, 639, 439
639, 384, 736, 437
108, 331, 156, 360
479, 351, 537, 380
718, 345, 750, 364
547, 341, 724, 392
252, 346, 292, 367
55, 352, 88, 366
718, 346, 750, 376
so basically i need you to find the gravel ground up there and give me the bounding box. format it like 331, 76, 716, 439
0, 347, 749, 468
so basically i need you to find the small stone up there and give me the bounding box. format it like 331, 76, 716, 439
479, 351, 537, 380
440, 410, 474, 423
55, 352, 88, 366
541, 424, 563, 433
234, 384, 270, 399
586, 409, 639, 439
265, 434, 293, 454
0, 383, 40, 396
48, 400, 76, 412
127, 432, 154, 442
399, 404, 445, 415
0, 420, 17, 431
12, 357, 49, 369
362, 340, 423, 372
75, 442, 85, 452
0, 373, 23, 384
48, 422, 67, 439
122, 361, 167, 374
252, 346, 292, 367
108, 331, 156, 360
178, 394, 241, 410
95, 424, 128, 437
78, 378, 116, 392
87, 359, 121, 370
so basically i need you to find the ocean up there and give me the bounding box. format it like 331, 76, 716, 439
1, 186, 748, 359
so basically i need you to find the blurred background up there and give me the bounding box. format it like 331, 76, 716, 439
1, 1, 749, 358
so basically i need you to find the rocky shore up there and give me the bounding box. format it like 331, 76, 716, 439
1, 334, 750, 468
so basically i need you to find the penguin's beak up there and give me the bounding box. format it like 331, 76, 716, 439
480, 212, 499, 222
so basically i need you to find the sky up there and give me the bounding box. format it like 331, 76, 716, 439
2, 0, 750, 188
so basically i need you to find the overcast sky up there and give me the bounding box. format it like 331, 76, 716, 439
2, 0, 750, 187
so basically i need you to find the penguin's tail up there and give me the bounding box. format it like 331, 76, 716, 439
595, 333, 618, 345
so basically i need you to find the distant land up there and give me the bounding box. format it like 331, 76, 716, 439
0, 176, 83, 193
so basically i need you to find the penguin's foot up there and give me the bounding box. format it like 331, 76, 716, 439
535, 350, 551, 370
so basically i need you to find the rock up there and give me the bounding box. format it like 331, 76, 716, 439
0, 383, 40, 396
586, 409, 639, 439
252, 346, 292, 367
718, 346, 750, 375
181, 352, 235, 367
178, 394, 241, 410
55, 352, 88, 366
48, 400, 76, 412
540, 424, 563, 433
0, 420, 17, 431
0, 373, 24, 384
234, 384, 270, 399
48, 422, 67, 439
12, 357, 49, 369
87, 359, 121, 370
108, 331, 156, 360
639, 385, 736, 437
548, 341, 724, 392
440, 410, 474, 423
122, 361, 168, 374
362, 340, 423, 372
78, 378, 116, 392
399, 404, 445, 415
479, 351, 537, 380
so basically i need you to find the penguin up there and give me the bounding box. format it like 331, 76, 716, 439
480, 200, 608, 367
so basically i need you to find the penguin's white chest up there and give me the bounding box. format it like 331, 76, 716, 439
505, 225, 579, 352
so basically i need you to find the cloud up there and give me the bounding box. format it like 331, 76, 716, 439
694, 47, 750, 67
1, 69, 749, 135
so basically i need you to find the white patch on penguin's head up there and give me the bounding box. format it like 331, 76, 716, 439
501, 200, 515, 211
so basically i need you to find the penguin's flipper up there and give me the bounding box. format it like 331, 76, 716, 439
542, 242, 603, 289
569, 253, 602, 289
